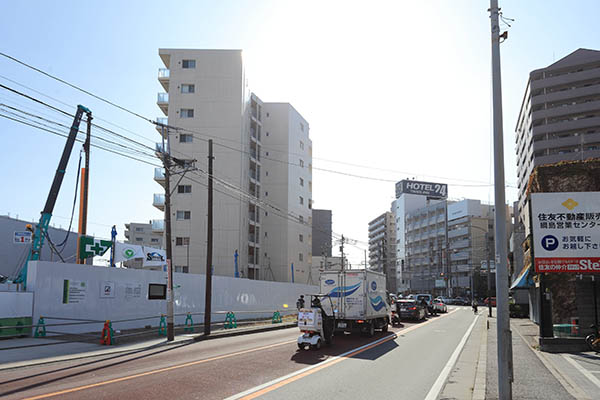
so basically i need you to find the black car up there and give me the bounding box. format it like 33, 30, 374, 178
397, 299, 426, 321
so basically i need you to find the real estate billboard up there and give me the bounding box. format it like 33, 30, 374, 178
532, 192, 600, 273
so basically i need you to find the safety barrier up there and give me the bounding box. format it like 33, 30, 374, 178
0, 308, 298, 349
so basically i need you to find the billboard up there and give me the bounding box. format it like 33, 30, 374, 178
396, 180, 447, 199
532, 192, 600, 273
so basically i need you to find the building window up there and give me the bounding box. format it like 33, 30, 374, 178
176, 211, 191, 220
135, 227, 144, 232
308, 199, 312, 209
266, 113, 270, 118
300, 123, 304, 132
178, 185, 192, 194
135, 237, 143, 242
180, 109, 194, 118
265, 211, 268, 216
182, 59, 195, 69
300, 141, 304, 150
266, 132, 269, 136
150, 238, 159, 243
299, 159, 304, 167
265, 151, 269, 156
265, 191, 268, 197
299, 253, 304, 261
265, 171, 268, 176
175, 237, 190, 246
181, 84, 195, 93
174, 266, 189, 273
299, 215, 304, 223
265, 231, 268, 237
299, 177, 304, 186
299, 234, 303, 242
180, 134, 193, 143
299, 196, 304, 205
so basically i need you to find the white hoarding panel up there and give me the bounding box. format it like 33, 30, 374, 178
532, 192, 600, 273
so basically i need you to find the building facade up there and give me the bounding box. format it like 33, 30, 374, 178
154, 49, 311, 283
312, 209, 332, 258
368, 212, 397, 294
515, 48, 600, 219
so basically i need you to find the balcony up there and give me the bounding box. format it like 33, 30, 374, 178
151, 219, 164, 233
155, 117, 168, 137
158, 68, 170, 91
155, 142, 165, 157
157, 93, 169, 115
153, 193, 165, 211
154, 167, 165, 187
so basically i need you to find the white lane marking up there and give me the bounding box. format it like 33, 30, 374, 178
563, 354, 600, 390
224, 334, 396, 400
226, 309, 460, 400
423, 313, 479, 400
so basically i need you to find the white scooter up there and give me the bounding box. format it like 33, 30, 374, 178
297, 294, 335, 351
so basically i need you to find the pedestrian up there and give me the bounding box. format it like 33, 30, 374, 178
472, 299, 478, 314
296, 295, 305, 310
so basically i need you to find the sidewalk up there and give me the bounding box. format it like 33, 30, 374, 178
439, 309, 600, 400
0, 321, 296, 370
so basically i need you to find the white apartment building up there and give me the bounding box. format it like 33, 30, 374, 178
368, 212, 396, 293
153, 49, 311, 282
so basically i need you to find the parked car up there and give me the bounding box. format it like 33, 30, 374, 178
415, 294, 436, 315
453, 297, 470, 306
397, 299, 427, 321
433, 297, 448, 313
436, 296, 454, 305
484, 297, 497, 307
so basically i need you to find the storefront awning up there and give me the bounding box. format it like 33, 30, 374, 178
510, 264, 534, 290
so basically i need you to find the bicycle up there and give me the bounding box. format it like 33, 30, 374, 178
586, 324, 600, 353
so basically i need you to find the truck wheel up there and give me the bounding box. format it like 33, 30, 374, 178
367, 322, 375, 337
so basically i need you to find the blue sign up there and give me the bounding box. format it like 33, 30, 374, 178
371, 281, 377, 291
324, 279, 335, 285
541, 235, 559, 251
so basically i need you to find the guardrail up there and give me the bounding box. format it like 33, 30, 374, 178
0, 309, 298, 349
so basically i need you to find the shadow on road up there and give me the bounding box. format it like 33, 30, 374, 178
290, 331, 399, 365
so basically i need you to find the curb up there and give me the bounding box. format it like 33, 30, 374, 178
472, 315, 488, 400
0, 322, 296, 371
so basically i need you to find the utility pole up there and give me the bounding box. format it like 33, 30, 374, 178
77, 113, 92, 264
161, 124, 175, 342
489, 1, 513, 398
340, 235, 345, 271
487, 232, 493, 317
204, 139, 214, 336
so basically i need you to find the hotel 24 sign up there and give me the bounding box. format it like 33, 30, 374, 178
532, 192, 600, 273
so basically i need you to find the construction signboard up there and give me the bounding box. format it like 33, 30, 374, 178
532, 192, 600, 273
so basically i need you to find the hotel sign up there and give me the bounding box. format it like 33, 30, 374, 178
396, 180, 447, 199
532, 192, 600, 273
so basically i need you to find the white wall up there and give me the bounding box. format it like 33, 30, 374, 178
0, 292, 33, 317
26, 261, 316, 334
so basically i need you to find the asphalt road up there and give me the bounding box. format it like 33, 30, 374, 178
0, 306, 476, 400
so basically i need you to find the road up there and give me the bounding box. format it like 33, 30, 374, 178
0, 306, 477, 400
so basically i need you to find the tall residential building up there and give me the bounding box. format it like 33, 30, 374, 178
312, 209, 332, 258
261, 103, 313, 284
392, 180, 448, 293
368, 212, 396, 293
154, 49, 311, 283
123, 221, 165, 270
515, 48, 600, 218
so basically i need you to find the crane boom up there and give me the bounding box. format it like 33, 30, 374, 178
15, 105, 92, 288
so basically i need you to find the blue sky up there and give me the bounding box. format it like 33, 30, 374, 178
1, 0, 599, 265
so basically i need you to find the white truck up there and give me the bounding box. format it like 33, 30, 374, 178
319, 270, 390, 337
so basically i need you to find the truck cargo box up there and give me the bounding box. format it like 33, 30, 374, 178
319, 270, 389, 320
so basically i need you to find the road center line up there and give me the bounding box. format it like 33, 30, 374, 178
20, 339, 297, 400
227, 307, 461, 400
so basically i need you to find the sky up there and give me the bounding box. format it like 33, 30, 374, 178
1, 0, 599, 267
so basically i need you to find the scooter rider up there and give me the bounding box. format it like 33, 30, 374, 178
296, 295, 305, 310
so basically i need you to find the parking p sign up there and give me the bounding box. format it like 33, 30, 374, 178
14, 231, 32, 244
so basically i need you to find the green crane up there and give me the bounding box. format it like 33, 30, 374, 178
15, 105, 92, 289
